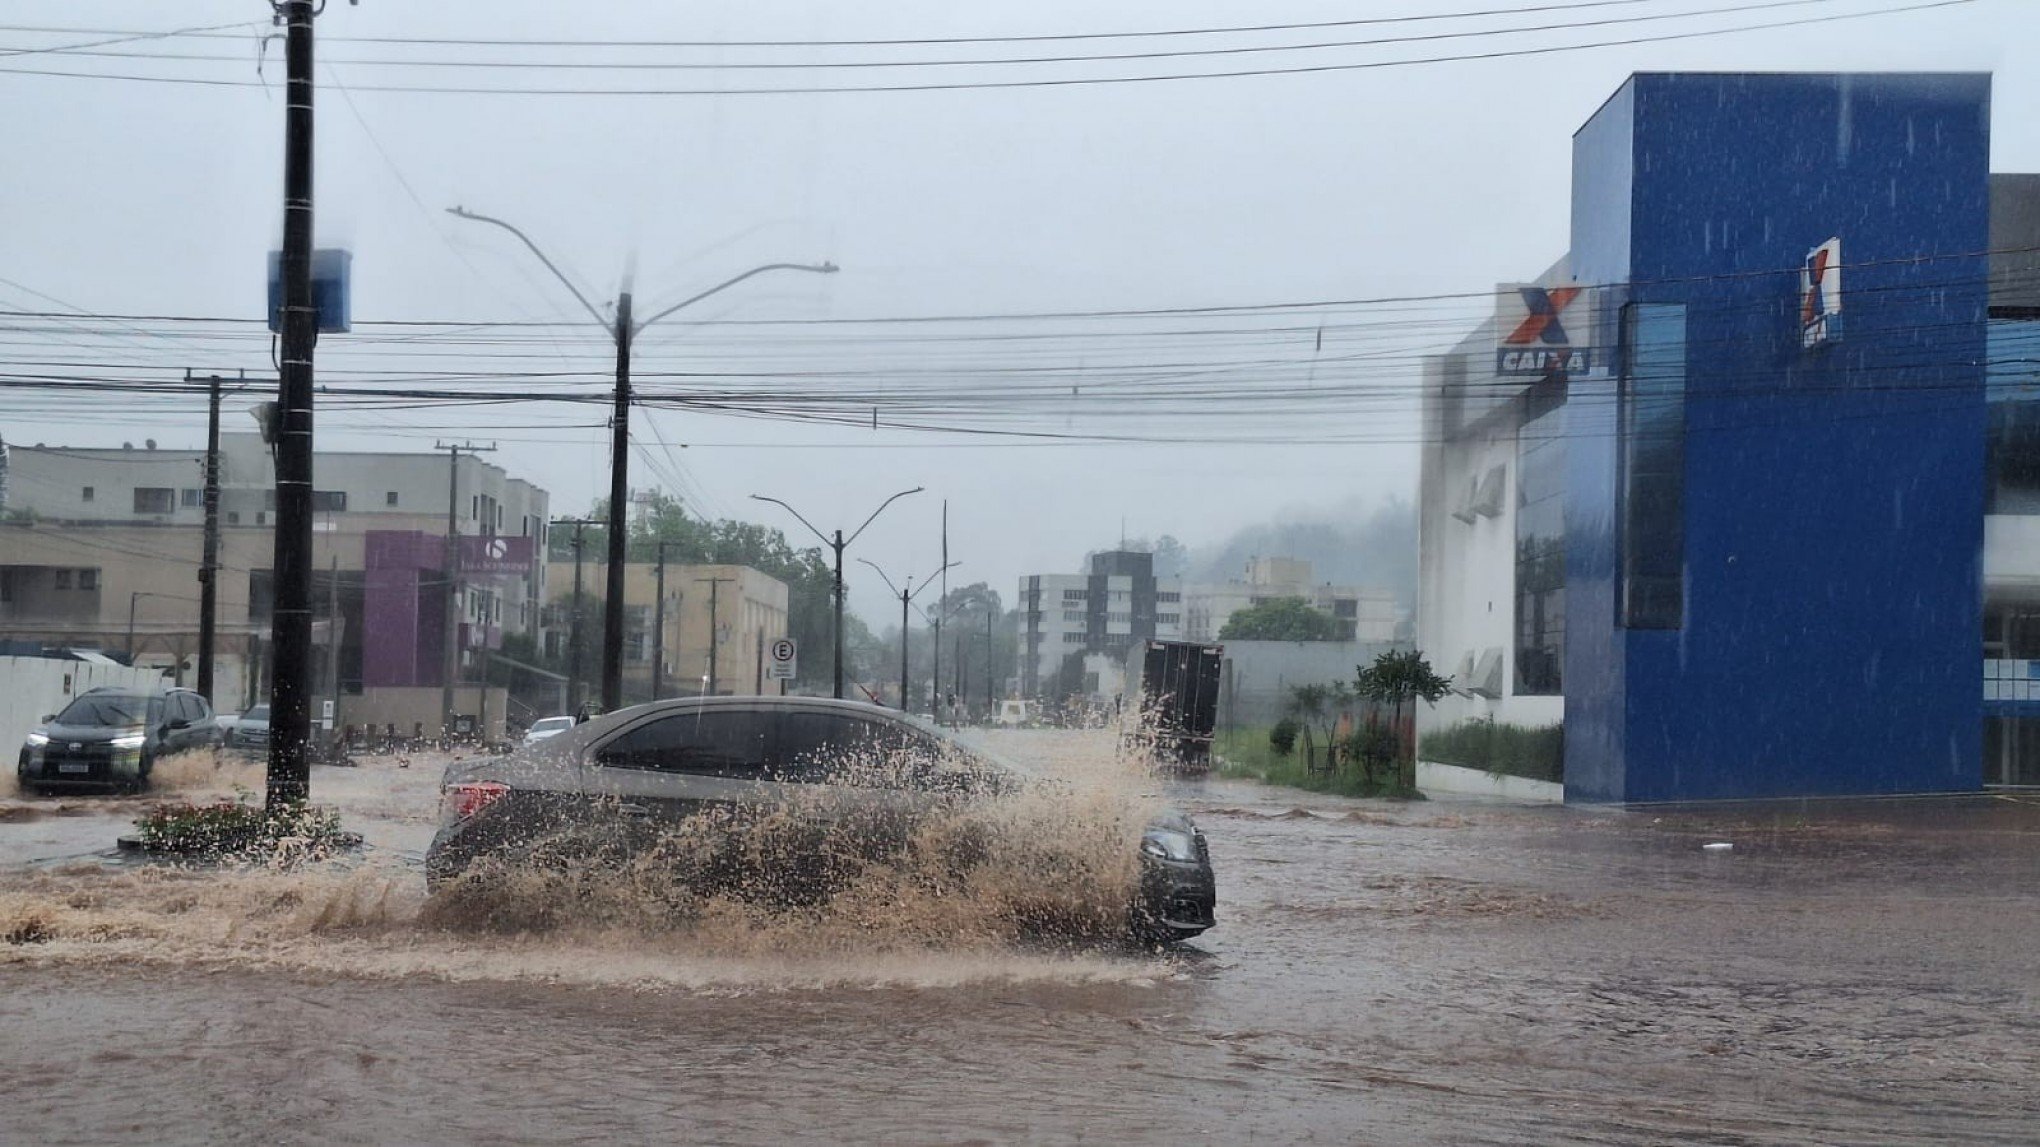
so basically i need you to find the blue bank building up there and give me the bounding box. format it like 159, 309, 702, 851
1417, 72, 2040, 801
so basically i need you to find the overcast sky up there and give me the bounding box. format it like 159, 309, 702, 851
0, 0, 2030, 624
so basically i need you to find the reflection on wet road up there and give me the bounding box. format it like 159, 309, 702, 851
3, 732, 2036, 1144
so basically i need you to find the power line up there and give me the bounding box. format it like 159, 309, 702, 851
0, 1, 1974, 96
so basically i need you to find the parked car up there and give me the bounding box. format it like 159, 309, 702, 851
17, 685, 222, 794
227, 704, 271, 756
521, 715, 577, 747
427, 696, 1216, 943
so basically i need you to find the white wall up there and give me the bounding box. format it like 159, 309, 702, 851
0, 657, 168, 762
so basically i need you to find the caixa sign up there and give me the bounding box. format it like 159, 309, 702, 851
1495, 284, 1598, 376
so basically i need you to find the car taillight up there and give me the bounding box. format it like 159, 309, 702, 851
443, 781, 510, 823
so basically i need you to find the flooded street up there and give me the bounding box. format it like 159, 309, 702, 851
3, 731, 2037, 1145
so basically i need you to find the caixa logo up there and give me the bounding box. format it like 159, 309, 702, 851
1495, 285, 1597, 376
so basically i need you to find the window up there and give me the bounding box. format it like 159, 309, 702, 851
386, 491, 400, 507
81, 486, 94, 503
1108, 611, 1131, 624
133, 487, 175, 514
1158, 591, 1181, 603
264, 490, 277, 511
256, 512, 267, 526
1618, 302, 1687, 630
227, 512, 241, 525
78, 569, 98, 591
1515, 383, 1565, 696
1064, 610, 1086, 622
1158, 612, 1179, 625
54, 569, 72, 590
1062, 632, 1084, 644
1062, 589, 1086, 602
181, 488, 201, 508
311, 490, 347, 512
595, 710, 767, 777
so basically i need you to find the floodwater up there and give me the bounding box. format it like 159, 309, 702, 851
3, 732, 2037, 1145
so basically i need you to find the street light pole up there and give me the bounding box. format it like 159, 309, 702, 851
750, 488, 924, 700
860, 558, 958, 710
446, 205, 836, 714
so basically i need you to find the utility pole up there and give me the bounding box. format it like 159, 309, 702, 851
753, 628, 765, 695
267, 0, 318, 811
986, 609, 996, 714
651, 540, 674, 702
325, 554, 340, 754
193, 369, 242, 705
750, 487, 923, 701
697, 574, 734, 697
933, 499, 947, 719
438, 441, 496, 736
602, 293, 633, 713
552, 518, 597, 714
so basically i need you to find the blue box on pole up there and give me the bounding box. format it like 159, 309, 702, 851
266, 248, 352, 333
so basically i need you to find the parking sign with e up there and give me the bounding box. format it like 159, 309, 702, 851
767, 638, 797, 680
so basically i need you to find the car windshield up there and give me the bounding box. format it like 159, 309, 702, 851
53, 694, 148, 727
245, 706, 270, 722
532, 717, 574, 733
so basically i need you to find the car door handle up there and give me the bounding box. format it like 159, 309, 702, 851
617, 802, 655, 818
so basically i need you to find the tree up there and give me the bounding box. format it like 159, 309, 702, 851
1286, 681, 1352, 773
1354, 649, 1453, 792
1220, 597, 1343, 642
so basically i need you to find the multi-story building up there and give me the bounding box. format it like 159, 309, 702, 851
1180, 556, 1400, 643
1418, 71, 2040, 801
542, 560, 788, 702
1016, 550, 1182, 702
0, 433, 548, 732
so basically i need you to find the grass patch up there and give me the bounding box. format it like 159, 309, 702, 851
129, 791, 356, 860
1421, 719, 1564, 783
1214, 727, 1423, 800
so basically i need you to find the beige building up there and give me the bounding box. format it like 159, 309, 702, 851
544, 560, 788, 701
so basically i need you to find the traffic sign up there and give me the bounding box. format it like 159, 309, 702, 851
767, 637, 797, 681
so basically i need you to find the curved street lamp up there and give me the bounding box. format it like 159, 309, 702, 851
446, 205, 837, 712
750, 487, 924, 699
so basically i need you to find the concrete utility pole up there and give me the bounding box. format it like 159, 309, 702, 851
552, 518, 598, 714
193, 369, 246, 705
750, 488, 924, 700
602, 292, 633, 714
266, 0, 318, 810
860, 557, 957, 711
697, 574, 734, 697
437, 441, 496, 736
325, 554, 340, 751
651, 540, 674, 702
446, 205, 837, 715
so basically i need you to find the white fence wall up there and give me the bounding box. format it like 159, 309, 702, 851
0, 657, 167, 761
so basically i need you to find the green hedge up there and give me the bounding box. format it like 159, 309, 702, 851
1421, 719, 1564, 783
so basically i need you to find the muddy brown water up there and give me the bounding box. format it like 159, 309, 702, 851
2, 733, 2037, 1144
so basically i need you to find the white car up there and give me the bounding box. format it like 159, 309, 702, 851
521, 715, 576, 746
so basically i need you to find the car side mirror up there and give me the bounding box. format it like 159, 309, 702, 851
40, 714, 54, 723
165, 718, 191, 732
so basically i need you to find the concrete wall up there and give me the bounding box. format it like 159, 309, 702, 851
1417, 760, 1564, 803
1216, 639, 1406, 728
0, 656, 167, 766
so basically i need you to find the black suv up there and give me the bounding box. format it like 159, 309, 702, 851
427, 696, 1217, 943
18, 685, 222, 794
